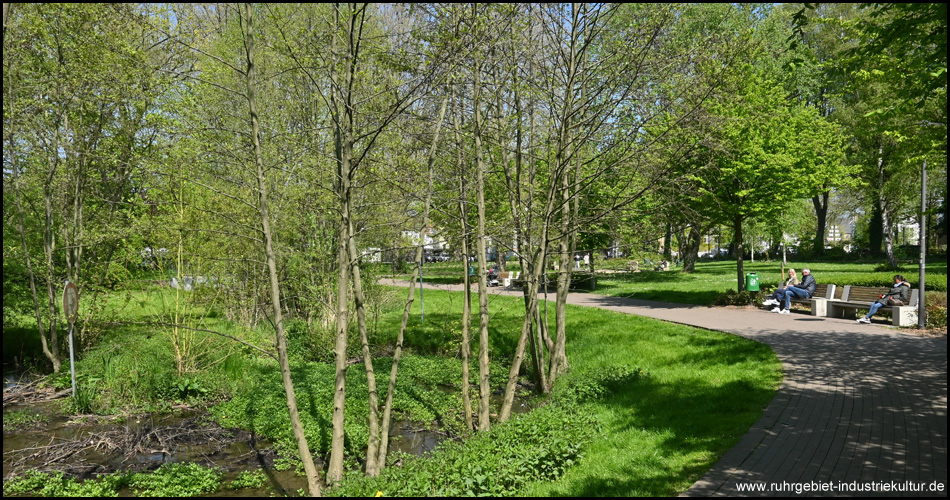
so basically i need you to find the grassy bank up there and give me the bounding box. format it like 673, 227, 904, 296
5, 280, 782, 497
327, 288, 782, 496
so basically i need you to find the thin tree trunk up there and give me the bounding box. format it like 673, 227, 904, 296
452, 85, 475, 433
734, 216, 745, 291
328, 2, 350, 483
348, 213, 379, 475
242, 4, 321, 495
10, 133, 58, 371
44, 148, 61, 372
473, 53, 492, 432
375, 96, 447, 473
812, 191, 829, 256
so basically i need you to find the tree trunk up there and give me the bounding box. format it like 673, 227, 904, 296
663, 222, 673, 260
812, 191, 829, 255
10, 136, 58, 372
452, 86, 475, 433
683, 224, 701, 273
348, 215, 380, 476
328, 4, 350, 484
883, 205, 897, 268
242, 5, 321, 495
44, 154, 61, 372
473, 57, 492, 432
375, 97, 446, 472
734, 217, 745, 291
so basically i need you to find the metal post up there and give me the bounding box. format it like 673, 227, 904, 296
68, 322, 77, 398
918, 160, 927, 329
419, 254, 424, 322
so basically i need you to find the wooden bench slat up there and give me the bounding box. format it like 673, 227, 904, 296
831, 286, 918, 326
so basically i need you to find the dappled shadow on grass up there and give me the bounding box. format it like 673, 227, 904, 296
590, 287, 721, 305
674, 334, 779, 370
542, 376, 775, 497
416, 276, 464, 285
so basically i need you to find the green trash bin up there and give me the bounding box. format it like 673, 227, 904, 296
745, 273, 760, 292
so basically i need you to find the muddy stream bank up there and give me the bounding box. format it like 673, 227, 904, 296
4, 378, 531, 496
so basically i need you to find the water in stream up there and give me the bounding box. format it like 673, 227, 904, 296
3, 383, 534, 496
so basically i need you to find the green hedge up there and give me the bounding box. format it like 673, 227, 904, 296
816, 272, 947, 292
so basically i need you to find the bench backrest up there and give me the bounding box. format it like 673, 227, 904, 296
841, 285, 918, 307
790, 283, 835, 301
813, 284, 836, 300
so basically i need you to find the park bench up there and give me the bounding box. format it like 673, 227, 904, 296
499, 271, 520, 288
787, 283, 837, 316
827, 285, 919, 327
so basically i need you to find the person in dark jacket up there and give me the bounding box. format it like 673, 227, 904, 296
775, 268, 816, 314
857, 275, 911, 324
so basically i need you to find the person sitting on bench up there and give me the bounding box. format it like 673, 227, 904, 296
762, 268, 800, 309
774, 268, 816, 315
856, 275, 910, 324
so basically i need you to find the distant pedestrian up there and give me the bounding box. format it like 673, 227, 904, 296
574, 253, 581, 270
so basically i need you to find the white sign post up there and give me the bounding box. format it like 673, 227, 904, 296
63, 281, 79, 399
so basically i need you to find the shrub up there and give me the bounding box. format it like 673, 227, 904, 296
328, 366, 643, 497
328, 401, 597, 497
713, 289, 766, 306
924, 292, 947, 330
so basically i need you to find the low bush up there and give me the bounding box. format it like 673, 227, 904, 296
925, 292, 947, 330
821, 272, 947, 292
2, 470, 130, 497
329, 400, 598, 497
712, 289, 767, 306
228, 469, 268, 490
328, 366, 644, 497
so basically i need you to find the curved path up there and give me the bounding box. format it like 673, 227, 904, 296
380, 279, 948, 496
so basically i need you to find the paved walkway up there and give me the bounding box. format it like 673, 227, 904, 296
381, 279, 948, 496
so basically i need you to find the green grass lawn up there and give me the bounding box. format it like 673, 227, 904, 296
588, 259, 948, 304
3, 264, 789, 497
330, 288, 782, 496
521, 305, 779, 496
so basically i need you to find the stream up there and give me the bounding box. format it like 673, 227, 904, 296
3, 374, 533, 496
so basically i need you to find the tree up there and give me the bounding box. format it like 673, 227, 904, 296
690, 64, 847, 290
4, 3, 168, 371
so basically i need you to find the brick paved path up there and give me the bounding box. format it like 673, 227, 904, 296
380, 280, 948, 496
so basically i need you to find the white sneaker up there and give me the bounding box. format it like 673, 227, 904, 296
762, 299, 777, 306
857, 317, 871, 324
772, 307, 782, 313
778, 309, 790, 315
